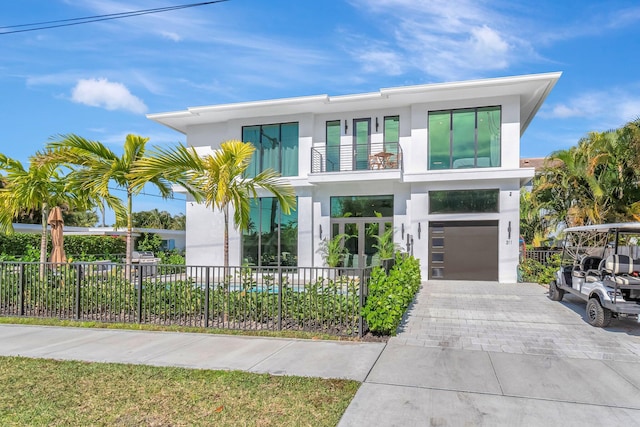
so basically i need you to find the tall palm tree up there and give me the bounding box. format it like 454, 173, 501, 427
43, 134, 172, 266
0, 152, 108, 267
134, 140, 296, 268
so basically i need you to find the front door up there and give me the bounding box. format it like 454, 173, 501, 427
332, 218, 392, 267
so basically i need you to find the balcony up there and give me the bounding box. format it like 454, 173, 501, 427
311, 142, 403, 174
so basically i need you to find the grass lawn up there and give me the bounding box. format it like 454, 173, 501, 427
0, 356, 359, 426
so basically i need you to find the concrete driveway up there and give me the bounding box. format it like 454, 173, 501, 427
339, 281, 640, 426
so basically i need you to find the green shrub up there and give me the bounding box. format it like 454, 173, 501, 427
362, 255, 421, 335
0, 233, 126, 261
519, 253, 561, 284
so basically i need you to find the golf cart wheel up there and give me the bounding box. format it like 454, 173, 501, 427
586, 297, 612, 327
548, 281, 564, 301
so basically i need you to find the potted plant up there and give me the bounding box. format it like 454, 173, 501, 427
373, 228, 399, 272
319, 233, 350, 268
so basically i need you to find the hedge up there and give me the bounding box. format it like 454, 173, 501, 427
0, 233, 126, 261
362, 255, 422, 335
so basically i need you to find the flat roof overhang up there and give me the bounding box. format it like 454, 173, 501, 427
148, 72, 561, 136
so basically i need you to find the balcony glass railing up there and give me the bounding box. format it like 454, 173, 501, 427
311, 142, 402, 173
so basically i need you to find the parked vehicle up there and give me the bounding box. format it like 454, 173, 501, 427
549, 223, 640, 327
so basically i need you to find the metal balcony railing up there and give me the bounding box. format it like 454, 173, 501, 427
311, 142, 403, 173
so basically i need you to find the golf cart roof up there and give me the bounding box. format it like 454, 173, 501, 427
564, 223, 640, 233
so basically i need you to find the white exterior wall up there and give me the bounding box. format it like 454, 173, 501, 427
152, 73, 560, 282
183, 96, 523, 280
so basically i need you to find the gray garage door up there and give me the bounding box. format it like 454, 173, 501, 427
428, 221, 499, 281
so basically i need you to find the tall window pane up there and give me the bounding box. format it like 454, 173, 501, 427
243, 126, 261, 178
281, 123, 299, 176
354, 119, 370, 170
477, 107, 501, 167
428, 111, 450, 170
326, 120, 340, 172
384, 116, 399, 156
261, 124, 280, 173
260, 198, 279, 265
242, 198, 260, 265
452, 109, 476, 168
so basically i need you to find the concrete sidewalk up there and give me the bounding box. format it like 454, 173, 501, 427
0, 324, 385, 381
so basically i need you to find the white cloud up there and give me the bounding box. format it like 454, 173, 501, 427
161, 31, 182, 42
71, 78, 147, 114
345, 0, 529, 80
357, 50, 404, 76
541, 87, 640, 129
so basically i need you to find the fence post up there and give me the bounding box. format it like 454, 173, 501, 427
136, 266, 143, 324
204, 267, 210, 328
19, 263, 25, 317
277, 266, 283, 331
75, 264, 82, 320
358, 267, 365, 338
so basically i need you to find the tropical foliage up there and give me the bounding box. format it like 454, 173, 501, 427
132, 209, 185, 230
523, 118, 640, 243
42, 134, 177, 266
0, 152, 107, 265
362, 255, 421, 335
134, 140, 296, 267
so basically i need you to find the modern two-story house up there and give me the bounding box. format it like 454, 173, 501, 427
148, 72, 561, 283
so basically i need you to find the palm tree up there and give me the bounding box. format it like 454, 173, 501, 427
0, 152, 108, 268
134, 140, 296, 268
532, 120, 640, 228
43, 134, 173, 266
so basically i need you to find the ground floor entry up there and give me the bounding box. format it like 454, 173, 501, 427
428, 220, 498, 281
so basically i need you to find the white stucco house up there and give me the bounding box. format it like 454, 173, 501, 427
148, 72, 561, 283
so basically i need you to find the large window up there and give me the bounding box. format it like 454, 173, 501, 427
429, 189, 499, 214
428, 107, 501, 170
242, 197, 298, 266
243, 122, 299, 178
331, 195, 394, 218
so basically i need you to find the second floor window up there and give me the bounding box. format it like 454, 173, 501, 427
243, 122, 299, 177
428, 107, 501, 170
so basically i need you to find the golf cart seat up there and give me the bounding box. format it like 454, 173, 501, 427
604, 254, 640, 286
581, 256, 603, 282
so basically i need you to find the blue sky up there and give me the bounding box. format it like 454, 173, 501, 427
2, 0, 640, 223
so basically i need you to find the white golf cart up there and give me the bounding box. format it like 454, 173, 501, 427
549, 223, 640, 327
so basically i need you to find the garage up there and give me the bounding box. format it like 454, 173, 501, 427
428, 221, 499, 281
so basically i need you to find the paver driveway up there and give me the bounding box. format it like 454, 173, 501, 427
339, 281, 640, 426
394, 280, 640, 361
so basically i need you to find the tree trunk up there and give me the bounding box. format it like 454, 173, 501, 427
125, 189, 133, 279
223, 204, 229, 323
40, 203, 48, 279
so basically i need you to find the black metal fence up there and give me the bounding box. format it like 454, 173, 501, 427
524, 249, 562, 264
0, 262, 371, 337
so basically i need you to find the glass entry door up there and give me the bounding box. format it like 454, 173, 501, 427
331, 218, 392, 268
